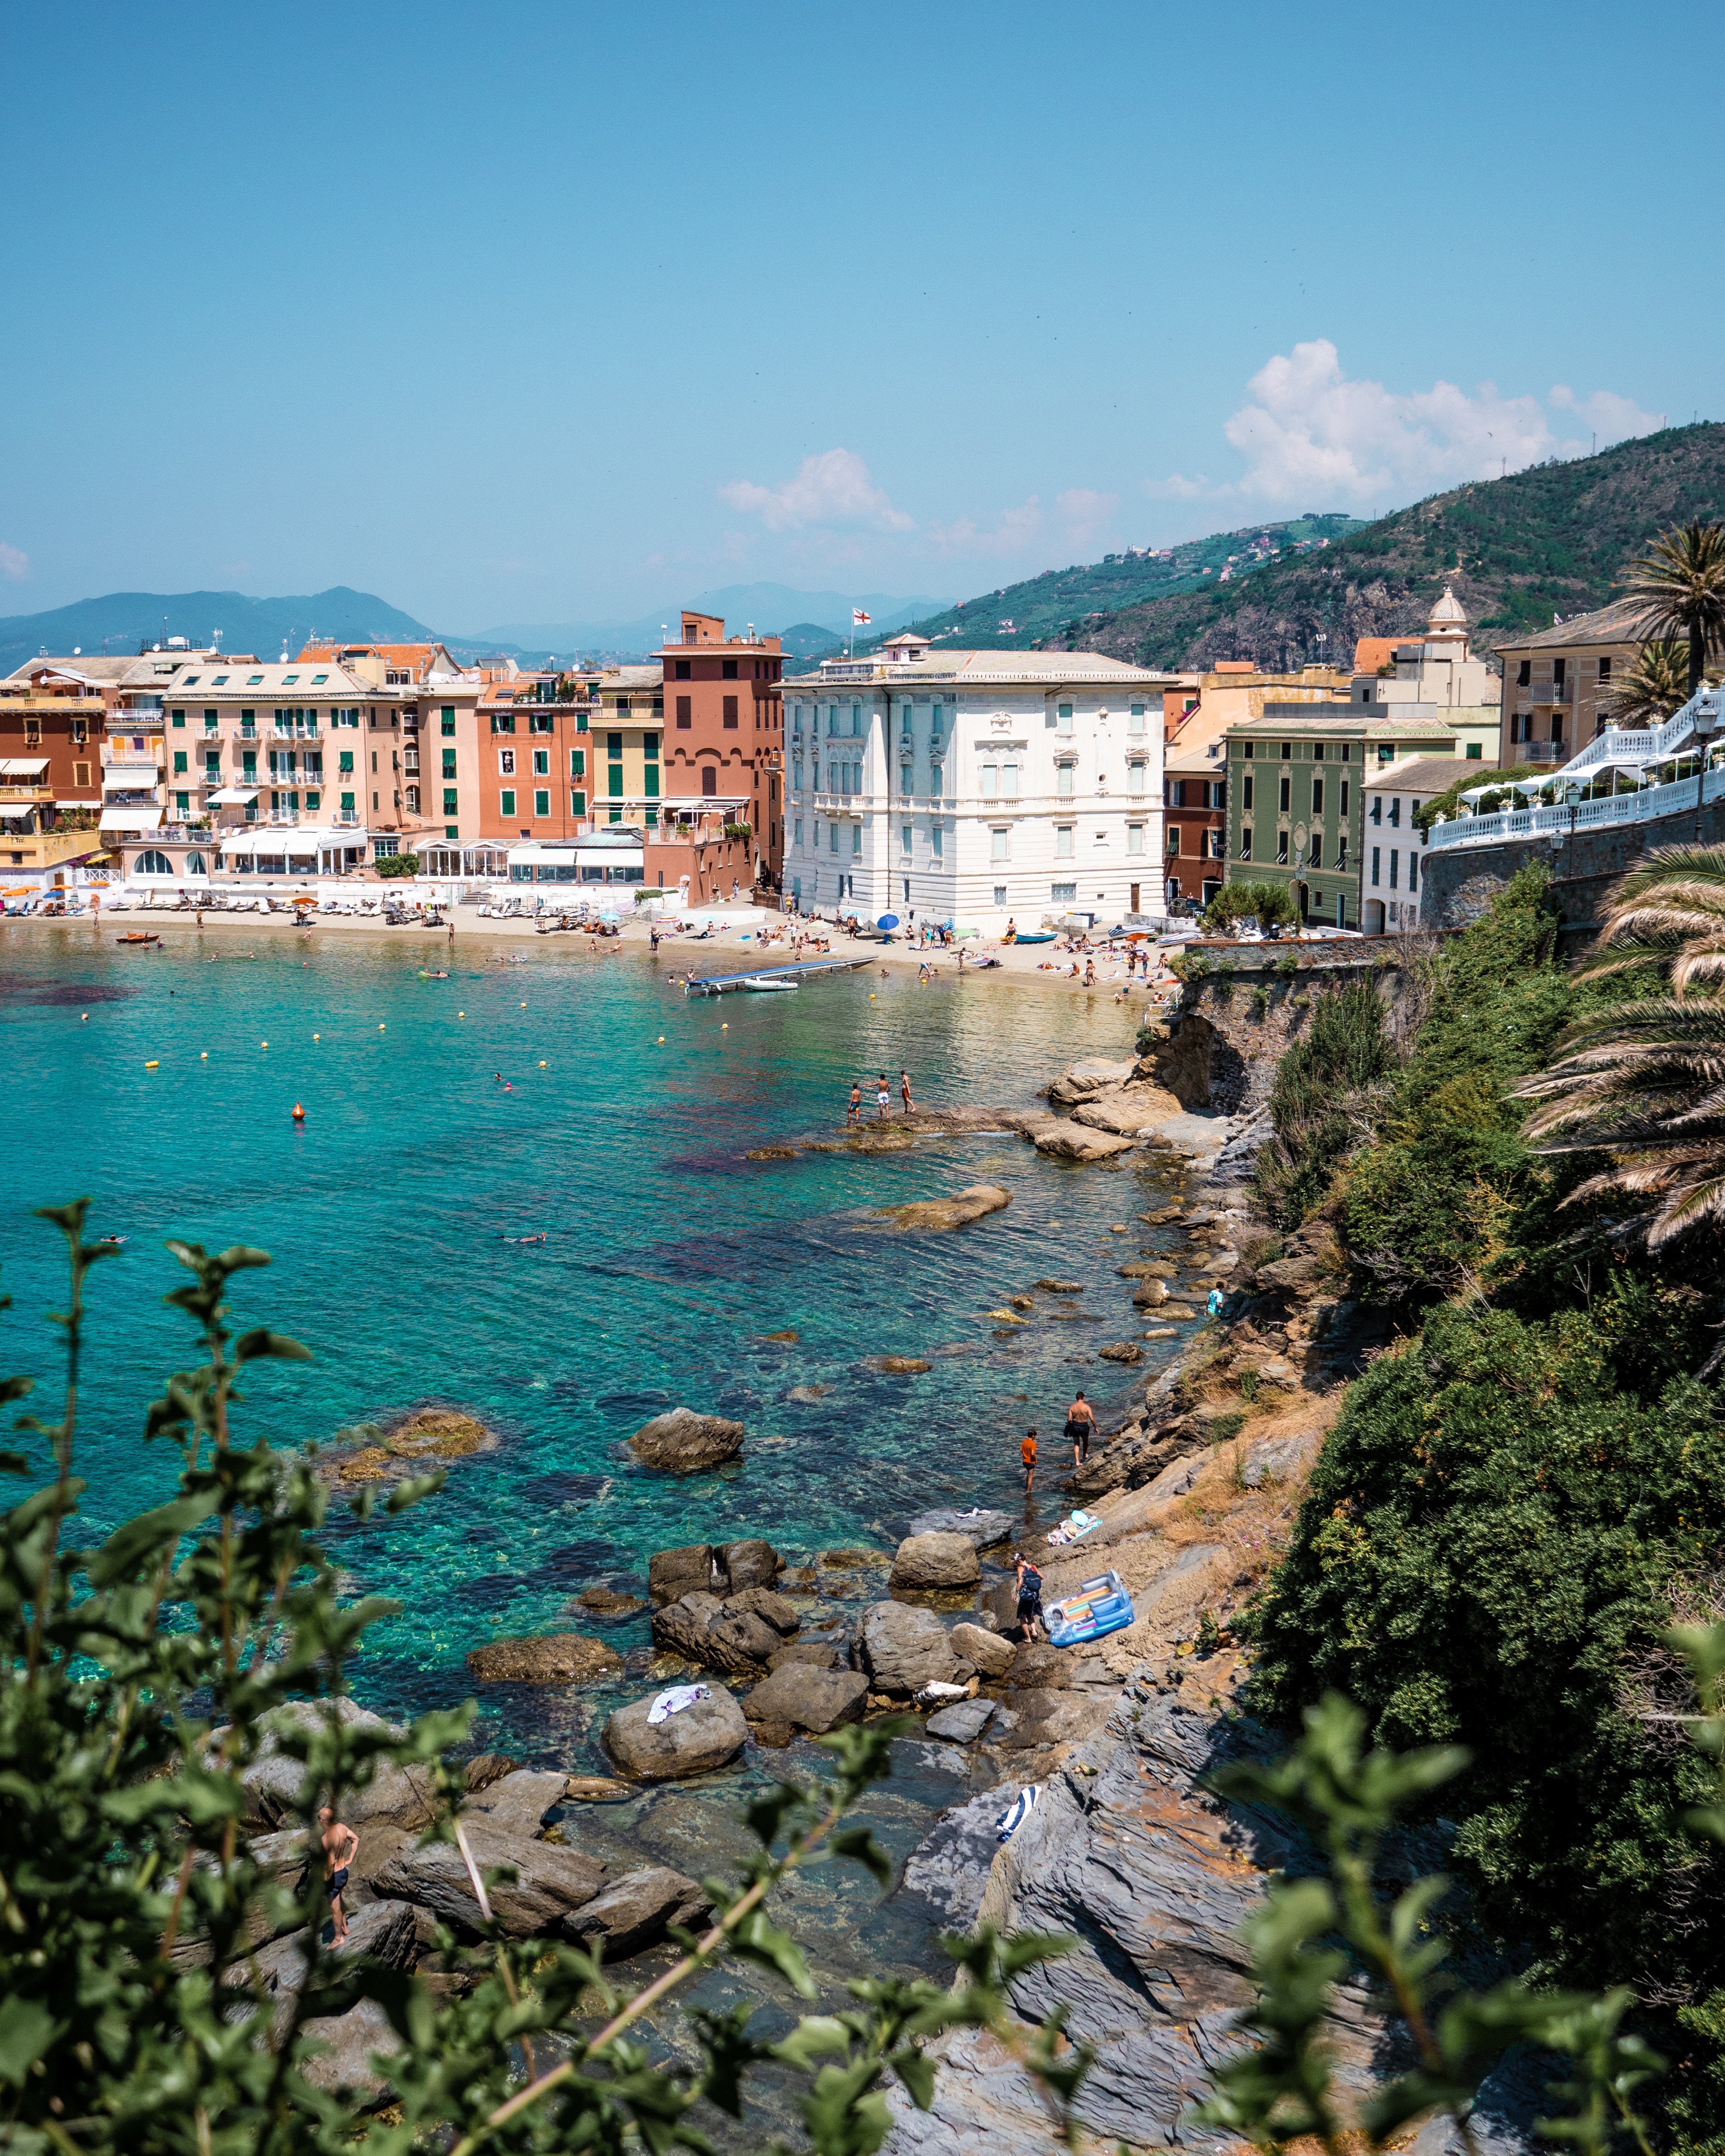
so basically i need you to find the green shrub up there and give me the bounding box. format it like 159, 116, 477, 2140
1248, 985, 1269, 1019
374, 853, 420, 877
1253, 981, 1393, 1226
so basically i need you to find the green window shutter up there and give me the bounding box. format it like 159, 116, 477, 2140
172, 751, 187, 774
571, 749, 585, 777
305, 790, 320, 810
442, 789, 458, 815
500, 789, 516, 817
534, 789, 549, 817
441, 707, 455, 734
441, 751, 455, 777
339, 751, 354, 773
644, 765, 659, 798
607, 766, 624, 797
571, 789, 586, 815
341, 791, 356, 812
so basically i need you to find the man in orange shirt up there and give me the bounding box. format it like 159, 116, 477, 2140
1020, 1426, 1038, 1493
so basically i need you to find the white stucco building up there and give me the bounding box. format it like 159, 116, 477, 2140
782, 634, 1174, 928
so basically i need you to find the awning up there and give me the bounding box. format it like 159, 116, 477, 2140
0, 758, 48, 778
103, 776, 159, 794
99, 808, 163, 831
55, 798, 99, 809
207, 787, 261, 804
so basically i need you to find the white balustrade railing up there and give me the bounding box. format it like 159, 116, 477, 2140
1428, 763, 1725, 851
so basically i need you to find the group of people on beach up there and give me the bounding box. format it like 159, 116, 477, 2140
1007, 1389, 1100, 1641
846, 1070, 913, 1122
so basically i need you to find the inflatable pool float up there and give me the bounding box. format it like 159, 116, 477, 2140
1044, 1570, 1135, 1648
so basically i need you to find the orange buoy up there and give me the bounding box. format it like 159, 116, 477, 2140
292, 1102, 305, 1122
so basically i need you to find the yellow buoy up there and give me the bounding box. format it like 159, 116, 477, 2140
458, 1010, 465, 1017
721, 1021, 728, 1029
657, 1036, 665, 1044
200, 1051, 208, 1059
379, 1023, 386, 1031
539, 1060, 546, 1067
261, 1040, 268, 1047
144, 1060, 159, 1069
520, 1001, 526, 1007
80, 1013, 88, 1021
313, 1033, 320, 1041
869, 993, 876, 999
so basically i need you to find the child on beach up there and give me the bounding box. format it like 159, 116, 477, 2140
847, 1082, 862, 1124
1020, 1427, 1038, 1492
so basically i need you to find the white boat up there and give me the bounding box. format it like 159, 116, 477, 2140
741, 974, 799, 991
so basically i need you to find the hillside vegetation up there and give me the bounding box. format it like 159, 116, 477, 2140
1070, 422, 1725, 671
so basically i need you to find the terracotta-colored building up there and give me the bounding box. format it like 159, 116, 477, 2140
466, 666, 596, 846
0, 664, 111, 884
656, 612, 785, 885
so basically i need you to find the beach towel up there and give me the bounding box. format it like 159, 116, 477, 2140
915, 1680, 971, 1706
647, 1683, 710, 1725
995, 1785, 1042, 1844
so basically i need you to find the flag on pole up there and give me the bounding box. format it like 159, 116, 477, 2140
852, 608, 871, 626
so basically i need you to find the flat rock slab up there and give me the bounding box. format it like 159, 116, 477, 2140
460, 1769, 569, 1838
465, 1633, 623, 1684
605, 1686, 750, 1781
371, 1825, 605, 1939
901, 1780, 1030, 1932
925, 1698, 996, 1744
949, 1622, 1016, 1678
1152, 1112, 1235, 1156
629, 1407, 745, 1473
873, 1184, 1012, 1233
743, 1662, 870, 1734
1033, 1127, 1135, 1163
906, 1507, 1014, 1549
298, 1996, 403, 2106
855, 1600, 963, 1696
891, 1531, 982, 1591
565, 1866, 712, 1958
863, 1354, 933, 1374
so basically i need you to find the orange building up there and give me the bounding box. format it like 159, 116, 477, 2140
656, 612, 785, 884
467, 667, 596, 845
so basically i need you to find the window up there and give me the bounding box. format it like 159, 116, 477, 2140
607, 761, 624, 797
616, 699, 631, 719
902, 824, 912, 855
74, 760, 91, 785
1243, 742, 1254, 759
1340, 780, 1349, 815
1371, 845, 1381, 886
991, 826, 1010, 862
1281, 742, 1291, 760
1003, 763, 1019, 796
1127, 822, 1144, 855
722, 696, 738, 727
1377, 744, 1393, 763
1311, 776, 1323, 814
1055, 823, 1074, 857
930, 763, 942, 796
1389, 850, 1399, 889
851, 704, 862, 736
1334, 835, 1347, 871
534, 789, 550, 817
1599, 656, 1612, 680
403, 786, 417, 813
500, 789, 516, 817
981, 764, 997, 795
533, 749, 549, 776
794, 818, 803, 847
1056, 702, 1073, 736
1050, 879, 1076, 901
701, 766, 717, 798
442, 708, 455, 735
1408, 852, 1419, 891
1554, 658, 1566, 686
175, 791, 189, 815
851, 824, 862, 857
170, 709, 185, 727
499, 748, 516, 775
173, 750, 187, 775
675, 696, 692, 729
1279, 776, 1290, 813
1167, 827, 1181, 857
1276, 831, 1288, 864
1467, 742, 1483, 759
1057, 764, 1074, 797
571, 789, 587, 815
1243, 774, 1254, 811
721, 658, 738, 680
135, 849, 173, 875
1313, 742, 1325, 760
931, 823, 942, 858
1240, 828, 1252, 861
644, 760, 659, 797
828, 822, 838, 852
1128, 761, 1145, 794
1128, 703, 1146, 735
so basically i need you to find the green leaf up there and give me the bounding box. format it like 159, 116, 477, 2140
234, 1327, 312, 1363
0, 1996, 62, 2087
771, 2015, 851, 2070
888, 2047, 936, 2110
830, 1826, 894, 1891
386, 1469, 447, 1515
730, 1907, 817, 1998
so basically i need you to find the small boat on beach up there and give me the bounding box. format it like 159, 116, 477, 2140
741, 975, 799, 991
1012, 931, 1057, 945
116, 933, 161, 946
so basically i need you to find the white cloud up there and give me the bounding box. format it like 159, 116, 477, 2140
1055, 488, 1119, 550
721, 448, 913, 532
1153, 339, 1667, 507
0, 543, 28, 581
926, 497, 1044, 557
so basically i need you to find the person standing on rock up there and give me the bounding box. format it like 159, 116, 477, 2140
1066, 1389, 1098, 1470
318, 1806, 358, 1946
848, 1081, 862, 1125
876, 1072, 891, 1121
1014, 1551, 1044, 1642
1020, 1426, 1038, 1494
900, 1067, 914, 1113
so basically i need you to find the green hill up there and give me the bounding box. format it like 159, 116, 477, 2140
0, 585, 440, 678
1058, 422, 1725, 672
851, 513, 1366, 659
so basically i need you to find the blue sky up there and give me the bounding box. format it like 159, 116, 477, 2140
1, 0, 1714, 631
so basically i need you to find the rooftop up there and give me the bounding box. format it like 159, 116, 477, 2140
151, 661, 375, 698
1361, 757, 1484, 793
1234, 708, 1472, 738
1492, 596, 1654, 653
787, 648, 1174, 687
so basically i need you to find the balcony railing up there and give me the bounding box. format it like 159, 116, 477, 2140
270, 725, 320, 741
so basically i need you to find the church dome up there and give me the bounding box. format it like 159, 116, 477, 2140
1428, 585, 1468, 629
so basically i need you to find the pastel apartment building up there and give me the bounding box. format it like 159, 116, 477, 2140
782, 632, 1172, 928
1491, 598, 1650, 767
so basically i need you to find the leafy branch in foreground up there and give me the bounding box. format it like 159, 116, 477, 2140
1192, 1694, 1664, 2156
0, 1203, 1088, 2156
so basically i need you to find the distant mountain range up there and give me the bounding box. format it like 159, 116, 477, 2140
0, 580, 950, 678
1054, 423, 1725, 673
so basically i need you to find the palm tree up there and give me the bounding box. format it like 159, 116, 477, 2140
1603, 639, 1691, 727
1622, 519, 1725, 698
1515, 995, 1725, 1245
1570, 845, 1725, 990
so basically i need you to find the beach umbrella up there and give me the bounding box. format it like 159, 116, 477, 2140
877, 913, 900, 929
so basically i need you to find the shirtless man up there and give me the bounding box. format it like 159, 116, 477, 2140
1065, 1388, 1099, 1469
318, 1806, 358, 1945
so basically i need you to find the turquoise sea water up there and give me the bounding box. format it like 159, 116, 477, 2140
2, 919, 1199, 2093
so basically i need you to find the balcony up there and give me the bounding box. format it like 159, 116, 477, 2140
1529, 678, 1573, 703
235, 726, 260, 741
0, 827, 108, 869
271, 725, 320, 741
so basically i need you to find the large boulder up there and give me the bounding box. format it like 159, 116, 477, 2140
949, 1622, 1016, 1679
1072, 1085, 1184, 1135
647, 1538, 783, 1606
906, 1508, 1014, 1550
854, 1602, 963, 1696
565, 1867, 712, 1958
1033, 1126, 1136, 1163
743, 1662, 870, 1734
628, 1407, 744, 1473
873, 1185, 1011, 1233
604, 1686, 750, 1781
1047, 1057, 1137, 1104
298, 1996, 402, 2105
925, 1698, 996, 1744
460, 1769, 568, 1838
994, 1690, 1113, 1751
465, 1633, 623, 1684
890, 1532, 981, 1592
221, 1699, 438, 1835
650, 1588, 797, 1674
370, 1824, 605, 1938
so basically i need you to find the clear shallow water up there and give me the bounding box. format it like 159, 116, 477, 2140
0, 920, 1195, 2037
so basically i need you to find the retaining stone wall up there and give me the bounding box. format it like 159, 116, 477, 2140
1419, 794, 1725, 930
